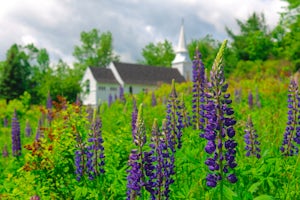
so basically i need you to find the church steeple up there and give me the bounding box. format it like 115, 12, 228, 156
172, 20, 192, 81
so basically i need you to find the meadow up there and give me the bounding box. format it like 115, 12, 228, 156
0, 42, 299, 200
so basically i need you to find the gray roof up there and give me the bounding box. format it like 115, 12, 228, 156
89, 67, 119, 84
113, 62, 185, 85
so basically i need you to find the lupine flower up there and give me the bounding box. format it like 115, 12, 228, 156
3, 117, 8, 127
46, 92, 52, 109
192, 50, 206, 130
202, 40, 238, 187
119, 86, 126, 103
248, 91, 253, 109
35, 118, 44, 141
281, 78, 300, 156
25, 120, 32, 137
131, 98, 138, 142
86, 106, 93, 123
244, 116, 261, 158
11, 110, 21, 157
86, 109, 105, 180
127, 104, 146, 199
2, 145, 9, 157
255, 87, 261, 108
166, 79, 184, 150
234, 88, 242, 103
108, 93, 113, 107
151, 91, 157, 107
75, 135, 86, 181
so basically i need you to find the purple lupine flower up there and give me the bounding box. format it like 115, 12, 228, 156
25, 120, 32, 137
192, 50, 206, 130
11, 110, 21, 157
2, 144, 9, 157
281, 78, 300, 156
166, 79, 184, 150
255, 87, 261, 108
151, 91, 157, 107
203, 40, 238, 187
119, 86, 126, 103
160, 119, 175, 199
35, 118, 44, 141
248, 91, 253, 109
3, 117, 8, 127
46, 92, 52, 109
132, 98, 138, 142
86, 106, 93, 123
75, 135, 86, 181
126, 149, 143, 199
244, 116, 261, 158
86, 109, 105, 180
127, 104, 146, 199
234, 88, 242, 103
108, 93, 113, 107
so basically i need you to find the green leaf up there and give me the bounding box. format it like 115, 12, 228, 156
248, 181, 262, 193
253, 194, 274, 200
223, 185, 238, 200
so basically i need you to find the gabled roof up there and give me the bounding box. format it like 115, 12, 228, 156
89, 67, 119, 84
112, 62, 186, 85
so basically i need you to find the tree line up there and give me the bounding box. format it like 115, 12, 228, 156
0, 0, 299, 104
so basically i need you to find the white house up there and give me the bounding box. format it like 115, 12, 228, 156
81, 22, 192, 106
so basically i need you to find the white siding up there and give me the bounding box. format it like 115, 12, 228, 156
96, 83, 120, 104
124, 84, 156, 95
81, 68, 98, 106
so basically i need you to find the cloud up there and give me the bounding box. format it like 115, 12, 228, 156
0, 0, 288, 65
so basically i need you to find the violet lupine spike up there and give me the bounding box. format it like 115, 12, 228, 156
131, 98, 138, 142
244, 116, 261, 158
2, 144, 9, 157
108, 93, 113, 107
280, 78, 300, 156
151, 91, 157, 107
234, 88, 242, 103
25, 120, 32, 137
11, 110, 21, 157
248, 91, 253, 109
46, 92, 52, 109
160, 119, 175, 199
35, 118, 44, 141
119, 86, 126, 103
30, 195, 41, 200
203, 40, 238, 187
192, 50, 206, 131
127, 104, 146, 199
166, 79, 184, 150
86, 109, 105, 180
75, 134, 86, 181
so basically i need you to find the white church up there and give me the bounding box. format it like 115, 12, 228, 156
81, 23, 192, 106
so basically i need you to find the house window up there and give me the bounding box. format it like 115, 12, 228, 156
129, 86, 133, 94
110, 87, 117, 91
98, 86, 106, 91
86, 80, 90, 94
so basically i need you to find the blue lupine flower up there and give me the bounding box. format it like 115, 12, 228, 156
108, 93, 113, 107
192, 50, 206, 130
127, 104, 146, 199
166, 79, 184, 150
11, 110, 21, 157
86, 109, 105, 180
151, 91, 157, 107
248, 91, 253, 109
202, 40, 238, 187
281, 78, 300, 156
244, 116, 261, 158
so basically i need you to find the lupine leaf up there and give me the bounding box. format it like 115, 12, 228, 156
253, 194, 274, 200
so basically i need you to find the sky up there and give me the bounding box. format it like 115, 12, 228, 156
0, 0, 288, 66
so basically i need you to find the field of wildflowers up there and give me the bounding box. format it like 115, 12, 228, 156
0, 40, 299, 199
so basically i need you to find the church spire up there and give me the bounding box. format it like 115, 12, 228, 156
172, 20, 192, 81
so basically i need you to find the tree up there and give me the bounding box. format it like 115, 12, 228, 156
140, 40, 175, 67
0, 44, 30, 102
187, 35, 219, 69
226, 13, 274, 61
73, 29, 120, 75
